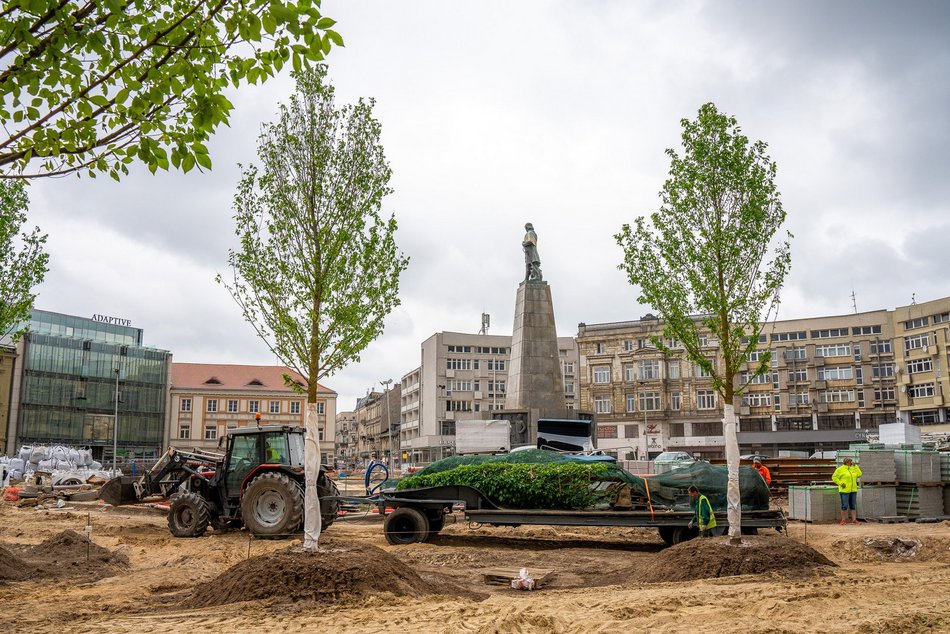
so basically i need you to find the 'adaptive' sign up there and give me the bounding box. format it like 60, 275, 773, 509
92, 314, 132, 327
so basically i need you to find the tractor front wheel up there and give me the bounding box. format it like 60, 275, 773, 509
241, 472, 304, 538
168, 492, 210, 537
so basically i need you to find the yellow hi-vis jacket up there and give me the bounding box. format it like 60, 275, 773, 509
693, 494, 717, 531
832, 464, 862, 493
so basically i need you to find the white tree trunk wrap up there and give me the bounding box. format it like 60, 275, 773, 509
722, 404, 742, 540
303, 401, 322, 550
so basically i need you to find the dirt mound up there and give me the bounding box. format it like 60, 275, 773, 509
0, 543, 36, 581
182, 539, 447, 608
634, 536, 836, 583
31, 529, 127, 566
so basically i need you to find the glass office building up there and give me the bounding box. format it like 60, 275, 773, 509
8, 310, 171, 462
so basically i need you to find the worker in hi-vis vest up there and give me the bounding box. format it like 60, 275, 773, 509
688, 485, 717, 537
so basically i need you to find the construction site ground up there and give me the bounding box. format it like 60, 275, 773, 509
0, 501, 948, 633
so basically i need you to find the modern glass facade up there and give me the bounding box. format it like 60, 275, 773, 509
11, 310, 170, 462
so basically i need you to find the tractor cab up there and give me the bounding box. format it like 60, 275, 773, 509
222, 425, 305, 497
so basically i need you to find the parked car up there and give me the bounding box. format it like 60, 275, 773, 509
653, 451, 695, 474
739, 454, 770, 462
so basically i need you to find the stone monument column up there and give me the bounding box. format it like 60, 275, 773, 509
505, 223, 567, 429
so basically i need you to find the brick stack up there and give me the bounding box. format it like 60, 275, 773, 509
896, 485, 944, 518
856, 486, 897, 520
893, 450, 942, 484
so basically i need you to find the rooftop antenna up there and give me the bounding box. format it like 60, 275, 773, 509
479, 312, 490, 335
851, 290, 857, 314
911, 293, 916, 305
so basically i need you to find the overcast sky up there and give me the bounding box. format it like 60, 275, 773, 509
24, 1, 950, 410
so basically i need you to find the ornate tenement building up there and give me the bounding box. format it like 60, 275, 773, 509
577, 296, 950, 459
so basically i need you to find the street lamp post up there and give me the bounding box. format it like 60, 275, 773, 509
112, 366, 120, 476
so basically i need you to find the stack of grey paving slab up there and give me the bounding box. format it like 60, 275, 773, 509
837, 449, 897, 482
788, 485, 840, 522
894, 450, 942, 484
942, 453, 950, 515
896, 485, 943, 518
855, 486, 897, 520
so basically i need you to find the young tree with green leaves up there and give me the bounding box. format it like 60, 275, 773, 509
0, 180, 48, 339
0, 0, 342, 180
219, 68, 409, 551
615, 102, 791, 542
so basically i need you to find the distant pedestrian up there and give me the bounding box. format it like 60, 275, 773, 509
753, 458, 771, 485
687, 485, 717, 537
832, 457, 862, 525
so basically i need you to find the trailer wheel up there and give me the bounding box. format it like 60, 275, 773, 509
424, 513, 445, 541
168, 492, 210, 537
384, 507, 430, 545
658, 526, 675, 546
669, 526, 698, 545
241, 472, 304, 538
318, 475, 341, 529
741, 526, 759, 536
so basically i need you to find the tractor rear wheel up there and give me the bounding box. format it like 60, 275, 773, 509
241, 472, 304, 538
318, 475, 341, 529
168, 492, 210, 537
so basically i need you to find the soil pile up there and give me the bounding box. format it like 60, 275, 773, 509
28, 529, 129, 576
0, 543, 35, 581
634, 536, 836, 583
182, 539, 446, 608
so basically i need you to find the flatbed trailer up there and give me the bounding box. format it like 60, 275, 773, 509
377, 485, 787, 546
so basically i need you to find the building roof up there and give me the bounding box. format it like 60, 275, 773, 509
171, 363, 336, 395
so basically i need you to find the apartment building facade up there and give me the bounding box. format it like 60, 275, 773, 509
575, 298, 946, 459
169, 363, 337, 465
397, 331, 578, 466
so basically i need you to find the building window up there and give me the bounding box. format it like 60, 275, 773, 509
815, 344, 851, 357
595, 342, 605, 354
811, 328, 849, 338
667, 361, 680, 379
788, 392, 810, 406
907, 359, 933, 374
872, 363, 894, 377
670, 392, 681, 411
594, 395, 611, 413
742, 371, 775, 385
440, 421, 456, 435
904, 317, 929, 330
204, 425, 217, 440
317, 402, 325, 414
597, 425, 618, 439
933, 312, 950, 324
669, 423, 685, 437
874, 387, 896, 401
742, 392, 772, 407
487, 359, 506, 371
180, 398, 192, 412
870, 340, 892, 354
623, 364, 635, 382
695, 360, 713, 378
290, 401, 300, 415
593, 366, 611, 384
488, 380, 506, 393
785, 346, 806, 360
852, 325, 882, 335
564, 381, 575, 395
820, 389, 855, 403
206, 399, 217, 413
771, 331, 807, 341
691, 421, 721, 436
446, 400, 472, 412
623, 340, 634, 352
562, 362, 575, 375
249, 400, 260, 413
269, 400, 280, 414
447, 358, 475, 370
910, 410, 939, 425
904, 333, 930, 353
696, 390, 716, 410
179, 426, 190, 439
908, 383, 935, 399
624, 424, 639, 438
227, 399, 238, 413
638, 360, 660, 380
625, 394, 637, 413
639, 391, 660, 411
788, 368, 807, 383
817, 366, 853, 381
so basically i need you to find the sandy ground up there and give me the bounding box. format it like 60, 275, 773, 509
0, 501, 948, 634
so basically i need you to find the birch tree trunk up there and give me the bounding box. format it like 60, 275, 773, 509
722, 403, 742, 542
303, 401, 323, 551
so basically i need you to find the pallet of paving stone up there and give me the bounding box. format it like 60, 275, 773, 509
940, 453, 950, 483
943, 485, 950, 515
838, 449, 897, 483
896, 485, 944, 518
856, 486, 897, 520
894, 451, 942, 484
480, 567, 556, 587
788, 485, 840, 522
